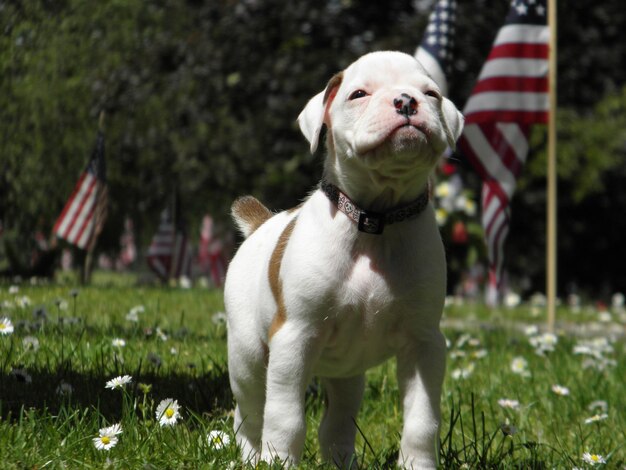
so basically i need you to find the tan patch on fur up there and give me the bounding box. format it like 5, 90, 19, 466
231, 196, 273, 238
268, 217, 297, 339
323, 71, 343, 104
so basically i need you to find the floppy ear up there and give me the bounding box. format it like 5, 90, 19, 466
297, 72, 343, 154
441, 97, 465, 150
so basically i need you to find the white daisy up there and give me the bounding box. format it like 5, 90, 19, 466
125, 310, 139, 322
0, 317, 14, 335
551, 384, 570, 396
510, 356, 530, 377
211, 311, 227, 325
56, 381, 74, 397
584, 413, 608, 424
105, 375, 132, 390
156, 398, 182, 426
497, 399, 520, 410
22, 336, 40, 351
451, 363, 474, 380
8, 285, 19, 294
582, 452, 606, 466
93, 423, 122, 451
588, 400, 609, 413
111, 338, 126, 348
207, 430, 231, 449
16, 296, 31, 308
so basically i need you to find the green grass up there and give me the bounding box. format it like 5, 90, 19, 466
0, 280, 624, 468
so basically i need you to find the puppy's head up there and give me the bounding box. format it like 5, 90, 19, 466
298, 51, 463, 199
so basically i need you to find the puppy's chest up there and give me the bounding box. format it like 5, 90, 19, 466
314, 253, 415, 376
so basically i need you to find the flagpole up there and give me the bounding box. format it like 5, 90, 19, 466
168, 190, 178, 285
546, 0, 558, 332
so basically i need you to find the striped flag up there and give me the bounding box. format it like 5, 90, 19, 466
53, 131, 108, 250
146, 196, 192, 282
118, 217, 137, 268
198, 215, 228, 288
414, 0, 457, 96
458, 0, 549, 304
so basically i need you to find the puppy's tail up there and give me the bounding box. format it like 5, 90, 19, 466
231, 196, 273, 238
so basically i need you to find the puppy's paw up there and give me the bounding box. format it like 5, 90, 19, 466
260, 449, 296, 467
398, 453, 437, 470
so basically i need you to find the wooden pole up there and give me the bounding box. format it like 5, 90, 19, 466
546, 0, 558, 332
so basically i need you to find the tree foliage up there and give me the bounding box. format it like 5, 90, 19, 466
1, 0, 625, 294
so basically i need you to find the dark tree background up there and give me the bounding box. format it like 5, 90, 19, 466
1, 0, 625, 297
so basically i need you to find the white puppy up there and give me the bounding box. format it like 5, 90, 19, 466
224, 51, 463, 469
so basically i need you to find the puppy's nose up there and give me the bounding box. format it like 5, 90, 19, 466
394, 93, 418, 117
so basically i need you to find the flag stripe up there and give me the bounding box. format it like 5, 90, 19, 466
460, 0, 548, 298
470, 76, 548, 95
494, 24, 549, 45
69, 183, 99, 247
464, 91, 548, 115
147, 202, 192, 282
56, 174, 96, 239
488, 42, 549, 60
474, 58, 548, 81
54, 132, 107, 250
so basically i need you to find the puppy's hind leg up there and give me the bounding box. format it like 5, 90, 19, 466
228, 333, 267, 463
318, 375, 365, 469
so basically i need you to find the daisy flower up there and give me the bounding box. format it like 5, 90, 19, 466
584, 413, 608, 424
0, 317, 14, 335
497, 399, 520, 410
156, 398, 182, 426
510, 356, 530, 377
112, 338, 126, 348
551, 384, 570, 396
8, 285, 19, 294
56, 381, 74, 397
451, 363, 475, 380
582, 452, 606, 466
16, 296, 31, 308
588, 400, 609, 413
22, 336, 40, 351
93, 423, 122, 451
10, 367, 32, 384
524, 324, 539, 337
212, 311, 227, 325
105, 375, 132, 390
207, 430, 231, 449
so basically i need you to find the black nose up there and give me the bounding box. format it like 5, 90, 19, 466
394, 93, 418, 117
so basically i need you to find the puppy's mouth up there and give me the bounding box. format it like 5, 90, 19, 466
369, 122, 431, 155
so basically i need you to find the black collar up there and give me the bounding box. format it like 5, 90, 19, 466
320, 180, 430, 235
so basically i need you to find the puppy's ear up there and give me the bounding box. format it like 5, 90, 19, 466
297, 72, 343, 154
441, 97, 465, 150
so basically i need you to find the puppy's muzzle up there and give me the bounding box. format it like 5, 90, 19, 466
394, 93, 418, 117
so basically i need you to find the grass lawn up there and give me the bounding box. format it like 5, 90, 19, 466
0, 278, 624, 468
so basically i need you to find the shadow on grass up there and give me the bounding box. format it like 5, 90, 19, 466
0, 365, 233, 423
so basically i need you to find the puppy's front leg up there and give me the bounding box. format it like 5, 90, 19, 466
396, 329, 447, 470
319, 375, 365, 468
261, 323, 319, 465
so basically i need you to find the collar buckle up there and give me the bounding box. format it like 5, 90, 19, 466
357, 211, 385, 234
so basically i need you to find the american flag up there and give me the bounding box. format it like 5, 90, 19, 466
414, 0, 457, 96
198, 215, 228, 288
53, 131, 108, 250
458, 0, 549, 303
147, 196, 192, 282
117, 217, 137, 268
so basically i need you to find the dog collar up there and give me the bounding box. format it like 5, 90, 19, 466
320, 180, 430, 235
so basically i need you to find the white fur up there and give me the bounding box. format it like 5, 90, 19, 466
225, 51, 464, 469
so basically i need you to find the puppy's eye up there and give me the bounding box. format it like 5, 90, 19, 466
424, 90, 441, 100
349, 90, 368, 100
